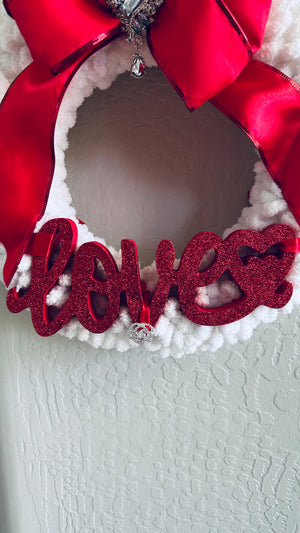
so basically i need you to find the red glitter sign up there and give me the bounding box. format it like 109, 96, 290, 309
6, 218, 296, 336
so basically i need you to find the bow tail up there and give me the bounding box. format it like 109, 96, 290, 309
0, 51, 101, 286
211, 59, 300, 225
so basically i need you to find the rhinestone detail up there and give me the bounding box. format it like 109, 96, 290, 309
131, 54, 146, 78
106, 0, 164, 77
128, 322, 154, 344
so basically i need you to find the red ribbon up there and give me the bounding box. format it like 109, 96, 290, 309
279, 238, 300, 253
1, 0, 300, 286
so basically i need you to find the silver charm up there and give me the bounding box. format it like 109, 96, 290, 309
131, 54, 146, 78
106, 0, 164, 77
128, 322, 154, 344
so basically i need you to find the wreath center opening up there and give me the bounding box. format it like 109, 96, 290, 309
66, 68, 257, 267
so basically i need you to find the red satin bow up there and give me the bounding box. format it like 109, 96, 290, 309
0, 0, 300, 286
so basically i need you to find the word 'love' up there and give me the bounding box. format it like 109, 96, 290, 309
7, 218, 295, 337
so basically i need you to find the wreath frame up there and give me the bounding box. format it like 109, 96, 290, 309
0, 1, 300, 357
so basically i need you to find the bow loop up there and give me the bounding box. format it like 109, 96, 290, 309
225, 0, 271, 53
149, 0, 259, 109
4, 0, 121, 73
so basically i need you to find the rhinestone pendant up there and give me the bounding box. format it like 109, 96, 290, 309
128, 323, 154, 344
131, 54, 146, 78
121, 0, 144, 16
106, 0, 164, 78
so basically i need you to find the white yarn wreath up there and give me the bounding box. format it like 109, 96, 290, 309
1, 0, 300, 357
